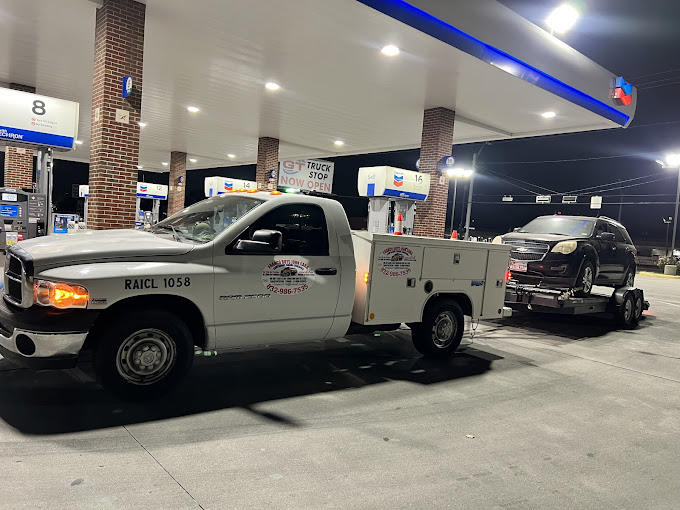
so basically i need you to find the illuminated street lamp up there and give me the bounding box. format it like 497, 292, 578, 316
660, 153, 680, 256
446, 168, 474, 237
546, 4, 580, 35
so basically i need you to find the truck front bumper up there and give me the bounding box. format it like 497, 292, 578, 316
0, 297, 99, 369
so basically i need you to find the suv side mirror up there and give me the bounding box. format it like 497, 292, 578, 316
597, 231, 616, 241
513, 227, 521, 232
233, 229, 282, 254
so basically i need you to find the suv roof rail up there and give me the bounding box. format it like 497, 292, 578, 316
598, 215, 627, 229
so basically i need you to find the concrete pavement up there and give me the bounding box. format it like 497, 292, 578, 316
0, 275, 679, 509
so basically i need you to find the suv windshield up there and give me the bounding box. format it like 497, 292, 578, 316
151, 195, 263, 243
517, 216, 595, 238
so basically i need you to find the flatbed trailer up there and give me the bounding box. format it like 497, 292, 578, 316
505, 281, 648, 328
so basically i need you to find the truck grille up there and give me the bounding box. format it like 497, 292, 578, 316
4, 254, 24, 305
507, 240, 549, 262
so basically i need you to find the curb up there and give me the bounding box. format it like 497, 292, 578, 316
639, 271, 680, 279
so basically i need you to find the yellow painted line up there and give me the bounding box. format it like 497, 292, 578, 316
639, 271, 680, 279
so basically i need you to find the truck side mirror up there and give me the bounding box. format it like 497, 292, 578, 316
233, 229, 282, 254
513, 227, 521, 232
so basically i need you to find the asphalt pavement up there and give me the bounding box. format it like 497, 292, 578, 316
0, 274, 679, 509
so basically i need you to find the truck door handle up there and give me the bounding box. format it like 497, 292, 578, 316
315, 268, 337, 275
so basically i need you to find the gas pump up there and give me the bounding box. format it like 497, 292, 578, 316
79, 182, 168, 229
135, 182, 168, 229
357, 167, 430, 235
0, 188, 48, 248
204, 176, 257, 197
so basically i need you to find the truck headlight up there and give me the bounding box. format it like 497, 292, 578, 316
492, 236, 503, 244
34, 280, 89, 309
551, 241, 578, 255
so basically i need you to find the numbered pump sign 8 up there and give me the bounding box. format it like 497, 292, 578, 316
278, 159, 334, 194
0, 88, 79, 151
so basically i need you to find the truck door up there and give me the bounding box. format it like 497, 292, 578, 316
212, 203, 342, 347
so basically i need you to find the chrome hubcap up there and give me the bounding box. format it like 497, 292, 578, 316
626, 272, 634, 287
432, 311, 457, 348
116, 329, 176, 385
582, 267, 593, 293
635, 297, 642, 318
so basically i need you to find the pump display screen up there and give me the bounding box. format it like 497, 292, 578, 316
1, 193, 17, 202
0, 205, 19, 218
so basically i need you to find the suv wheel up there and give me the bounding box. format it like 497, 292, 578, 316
574, 261, 595, 297
617, 265, 636, 289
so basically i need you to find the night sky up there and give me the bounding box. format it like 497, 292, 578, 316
2, 0, 679, 247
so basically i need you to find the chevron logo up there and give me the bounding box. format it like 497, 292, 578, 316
394, 172, 404, 187
225, 181, 233, 191
612, 76, 633, 106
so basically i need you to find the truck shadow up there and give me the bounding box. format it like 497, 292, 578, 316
0, 331, 507, 435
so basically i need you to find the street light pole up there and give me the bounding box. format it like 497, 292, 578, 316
672, 167, 680, 256
449, 177, 458, 238
463, 153, 477, 240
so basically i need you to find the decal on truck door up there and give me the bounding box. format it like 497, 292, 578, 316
262, 260, 315, 295
377, 247, 416, 277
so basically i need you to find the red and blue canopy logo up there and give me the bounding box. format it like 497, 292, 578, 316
394, 172, 404, 187
139, 185, 147, 193
224, 181, 233, 191
612, 77, 633, 106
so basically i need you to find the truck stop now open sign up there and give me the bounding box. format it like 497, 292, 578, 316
278, 159, 334, 194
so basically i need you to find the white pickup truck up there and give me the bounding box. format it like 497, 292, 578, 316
1, 192, 511, 398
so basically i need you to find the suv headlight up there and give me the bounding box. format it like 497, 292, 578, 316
551, 240, 578, 255
34, 280, 89, 309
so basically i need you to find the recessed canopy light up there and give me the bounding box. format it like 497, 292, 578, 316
75, 140, 83, 145
546, 4, 580, 34
138, 122, 147, 127
189, 158, 197, 163
541, 111, 557, 118
666, 153, 680, 167
161, 162, 169, 166
381, 45, 400, 57
265, 82, 280, 91
334, 140, 344, 147
137, 165, 143, 169
187, 106, 200, 113
227, 153, 236, 159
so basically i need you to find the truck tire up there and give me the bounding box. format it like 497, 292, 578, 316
94, 310, 194, 400
574, 260, 595, 297
411, 300, 465, 358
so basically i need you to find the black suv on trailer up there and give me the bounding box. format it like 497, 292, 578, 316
498, 215, 637, 296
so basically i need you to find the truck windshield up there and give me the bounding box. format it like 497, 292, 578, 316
151, 195, 263, 243
517, 217, 595, 237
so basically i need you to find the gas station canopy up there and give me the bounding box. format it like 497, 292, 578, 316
0, 0, 636, 171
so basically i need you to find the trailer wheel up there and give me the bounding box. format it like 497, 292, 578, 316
633, 292, 644, 322
412, 300, 465, 358
617, 292, 637, 329
94, 310, 194, 400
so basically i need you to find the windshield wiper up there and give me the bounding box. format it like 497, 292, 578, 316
154, 224, 183, 243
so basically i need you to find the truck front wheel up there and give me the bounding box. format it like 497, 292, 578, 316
94, 310, 194, 399
411, 300, 465, 358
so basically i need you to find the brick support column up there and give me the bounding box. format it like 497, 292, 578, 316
413, 107, 455, 238
88, 0, 145, 230
3, 84, 36, 189
167, 151, 187, 216
255, 137, 279, 190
